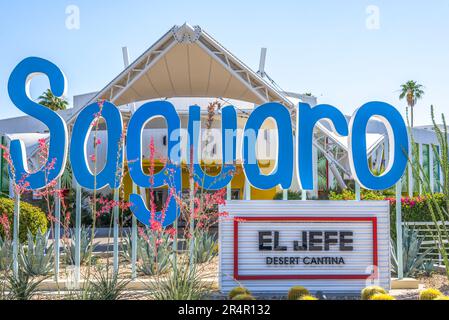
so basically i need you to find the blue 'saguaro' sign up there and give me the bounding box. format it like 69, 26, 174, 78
6, 57, 409, 227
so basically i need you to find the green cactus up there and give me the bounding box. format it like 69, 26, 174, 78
299, 295, 318, 300
419, 288, 443, 300
370, 293, 395, 300
228, 286, 251, 299
232, 294, 256, 300
288, 286, 310, 300
361, 286, 387, 300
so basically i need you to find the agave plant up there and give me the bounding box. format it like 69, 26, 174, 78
64, 226, 97, 265
391, 225, 432, 277
193, 231, 218, 264
422, 259, 435, 276
5, 269, 47, 300
120, 231, 135, 263
137, 229, 172, 276
0, 237, 12, 271
19, 230, 54, 276
149, 259, 212, 300
83, 265, 130, 300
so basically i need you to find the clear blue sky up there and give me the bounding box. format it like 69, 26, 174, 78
0, 0, 448, 125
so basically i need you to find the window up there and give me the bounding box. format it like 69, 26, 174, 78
146, 188, 168, 211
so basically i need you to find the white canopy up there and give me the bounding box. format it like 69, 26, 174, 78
67, 23, 293, 126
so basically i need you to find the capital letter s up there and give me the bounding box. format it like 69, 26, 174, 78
7, 57, 68, 189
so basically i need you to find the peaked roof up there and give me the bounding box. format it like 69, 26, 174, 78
67, 23, 293, 125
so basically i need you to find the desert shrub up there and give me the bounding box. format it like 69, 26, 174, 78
329, 190, 448, 239
419, 288, 443, 300
329, 190, 447, 223
232, 294, 255, 300
388, 193, 447, 239
273, 191, 303, 200
228, 286, 251, 300
361, 286, 387, 300
298, 295, 318, 300
329, 189, 385, 201
287, 286, 310, 300
369, 293, 395, 300
0, 197, 47, 243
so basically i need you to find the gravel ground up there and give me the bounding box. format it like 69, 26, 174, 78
418, 273, 449, 294
9, 258, 449, 300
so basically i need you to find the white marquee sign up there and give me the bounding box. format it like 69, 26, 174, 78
219, 201, 390, 294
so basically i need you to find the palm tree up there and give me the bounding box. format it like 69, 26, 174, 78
37, 89, 68, 111
399, 81, 425, 128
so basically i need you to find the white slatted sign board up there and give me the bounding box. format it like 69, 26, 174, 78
219, 201, 390, 295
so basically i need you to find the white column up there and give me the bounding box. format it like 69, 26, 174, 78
54, 178, 61, 281
429, 144, 434, 193
131, 184, 138, 280
312, 145, 319, 198
13, 192, 20, 277
355, 182, 361, 201
244, 179, 251, 200
408, 142, 414, 197
226, 183, 232, 201
375, 147, 383, 173
384, 139, 390, 169
9, 178, 14, 199
418, 143, 423, 195
113, 188, 119, 274
282, 189, 288, 200
75, 181, 82, 285
189, 174, 195, 268
395, 181, 404, 279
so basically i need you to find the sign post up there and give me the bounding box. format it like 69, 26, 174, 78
54, 178, 61, 281
113, 188, 119, 274
355, 183, 361, 201
75, 180, 82, 285
13, 192, 19, 277
131, 183, 138, 279
395, 181, 404, 279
